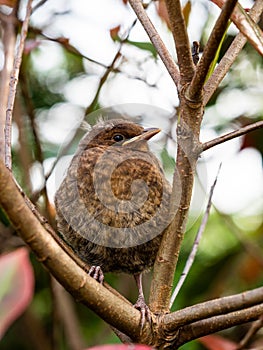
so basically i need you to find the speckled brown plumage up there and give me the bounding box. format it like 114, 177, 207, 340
55, 119, 172, 325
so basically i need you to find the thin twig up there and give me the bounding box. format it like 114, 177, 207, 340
32, 0, 49, 13
29, 25, 110, 69
111, 327, 133, 344
0, 10, 16, 162
128, 0, 180, 87
170, 164, 222, 307
237, 315, 263, 349
176, 303, 263, 347
5, 0, 34, 169
85, 48, 122, 116
32, 19, 138, 200
149, 123, 200, 313
5, 16, 110, 70
164, 0, 195, 84
164, 286, 263, 329
195, 165, 263, 268
51, 278, 85, 350
204, 0, 263, 105
20, 309, 52, 350
195, 168, 263, 268
19, 63, 55, 224
187, 0, 238, 102
202, 120, 263, 152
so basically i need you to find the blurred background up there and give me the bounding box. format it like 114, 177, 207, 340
0, 0, 262, 349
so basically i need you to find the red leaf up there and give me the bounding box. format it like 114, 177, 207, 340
0, 0, 17, 7
212, 0, 263, 56
156, 0, 171, 30
0, 248, 34, 339
110, 25, 121, 41
86, 345, 154, 350
199, 335, 238, 350
24, 39, 41, 55
182, 1, 191, 28
156, 0, 191, 29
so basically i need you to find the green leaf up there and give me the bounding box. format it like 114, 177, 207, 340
206, 21, 231, 81
161, 147, 175, 172
212, 0, 263, 56
125, 40, 158, 59
0, 207, 10, 227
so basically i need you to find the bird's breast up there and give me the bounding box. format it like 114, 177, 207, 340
56, 145, 171, 248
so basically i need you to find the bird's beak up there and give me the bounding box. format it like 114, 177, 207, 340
122, 127, 161, 146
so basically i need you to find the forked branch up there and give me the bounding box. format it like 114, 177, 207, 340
1, 158, 263, 346
187, 0, 238, 102
204, 0, 263, 105
0, 160, 144, 340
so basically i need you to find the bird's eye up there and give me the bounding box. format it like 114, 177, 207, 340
113, 134, 124, 142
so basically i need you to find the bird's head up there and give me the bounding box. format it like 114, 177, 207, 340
81, 119, 161, 151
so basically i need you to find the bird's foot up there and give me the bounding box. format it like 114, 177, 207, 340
88, 265, 104, 284
134, 295, 151, 330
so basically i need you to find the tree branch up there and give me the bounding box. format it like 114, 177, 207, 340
148, 0, 206, 314
237, 315, 263, 349
164, 0, 195, 85
0, 11, 16, 162
0, 160, 147, 341
202, 120, 263, 152
28, 25, 110, 69
187, 0, 238, 102
203, 0, 263, 105
164, 286, 263, 330
149, 112, 202, 313
51, 278, 85, 350
19, 62, 53, 222
128, 0, 180, 87
32, 0, 49, 13
176, 303, 263, 347
4, 0, 33, 170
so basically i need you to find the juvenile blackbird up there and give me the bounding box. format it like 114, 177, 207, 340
55, 118, 172, 325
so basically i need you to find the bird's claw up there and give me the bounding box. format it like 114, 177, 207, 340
134, 296, 151, 330
88, 265, 104, 284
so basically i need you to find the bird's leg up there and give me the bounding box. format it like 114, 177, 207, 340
88, 265, 104, 284
133, 273, 151, 329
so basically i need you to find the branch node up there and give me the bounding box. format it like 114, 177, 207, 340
184, 87, 203, 110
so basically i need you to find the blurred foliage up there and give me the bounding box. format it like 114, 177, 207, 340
0, 1, 263, 350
